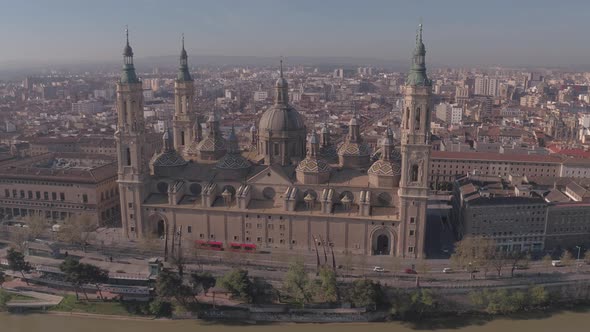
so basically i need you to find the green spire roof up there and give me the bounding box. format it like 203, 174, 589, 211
121, 26, 140, 84
406, 23, 431, 87
177, 33, 193, 82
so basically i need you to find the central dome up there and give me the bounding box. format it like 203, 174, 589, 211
258, 105, 305, 133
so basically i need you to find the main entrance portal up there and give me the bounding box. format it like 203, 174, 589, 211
372, 230, 392, 255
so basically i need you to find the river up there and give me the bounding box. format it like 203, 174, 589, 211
2, 310, 590, 332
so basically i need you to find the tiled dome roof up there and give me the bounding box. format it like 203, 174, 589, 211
296, 157, 331, 173
367, 159, 401, 177
337, 141, 371, 157
152, 150, 188, 168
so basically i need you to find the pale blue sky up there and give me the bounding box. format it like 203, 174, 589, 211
0, 0, 589, 66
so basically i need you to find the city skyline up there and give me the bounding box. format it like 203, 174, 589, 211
2, 0, 590, 68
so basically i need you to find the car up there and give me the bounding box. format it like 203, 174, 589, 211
373, 266, 385, 272
404, 268, 417, 274
442, 267, 453, 273
552, 260, 563, 267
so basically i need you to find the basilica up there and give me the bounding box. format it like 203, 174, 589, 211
115, 26, 432, 258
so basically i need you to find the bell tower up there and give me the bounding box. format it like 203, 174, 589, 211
398, 24, 432, 258
173, 34, 195, 153
115, 28, 147, 239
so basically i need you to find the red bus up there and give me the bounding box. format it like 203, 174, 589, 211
228, 243, 257, 253
196, 240, 224, 251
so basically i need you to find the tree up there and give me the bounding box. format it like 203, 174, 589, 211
155, 268, 193, 306
190, 271, 216, 295
58, 215, 96, 251
347, 279, 384, 308
450, 236, 495, 279
584, 251, 590, 265
489, 250, 510, 278
410, 289, 437, 318
561, 250, 574, 267
60, 257, 85, 300
317, 266, 338, 303
9, 227, 30, 253
0, 270, 5, 288
6, 248, 32, 285
24, 212, 47, 240
389, 256, 402, 277
219, 268, 254, 303
508, 251, 530, 277
542, 254, 553, 272
416, 259, 429, 275
138, 232, 162, 253
282, 260, 313, 306
81, 263, 109, 300
222, 249, 240, 268
342, 251, 354, 276
529, 285, 548, 307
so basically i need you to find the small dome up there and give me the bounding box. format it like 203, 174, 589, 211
296, 158, 331, 174
338, 141, 371, 157
216, 153, 251, 170
368, 159, 401, 177
123, 43, 133, 57
197, 136, 226, 153
152, 150, 188, 168
258, 105, 305, 133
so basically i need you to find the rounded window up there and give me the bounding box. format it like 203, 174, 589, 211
157, 182, 168, 194
189, 183, 202, 196
262, 187, 276, 200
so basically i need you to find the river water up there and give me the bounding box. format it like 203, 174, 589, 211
2, 310, 590, 332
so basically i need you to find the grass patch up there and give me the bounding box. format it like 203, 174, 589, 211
50, 295, 143, 316
8, 293, 38, 302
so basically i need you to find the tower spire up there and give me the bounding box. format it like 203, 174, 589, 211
406, 22, 430, 86
275, 57, 288, 105
121, 26, 139, 83
177, 33, 192, 82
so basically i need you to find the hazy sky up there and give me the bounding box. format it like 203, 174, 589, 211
1, 0, 589, 67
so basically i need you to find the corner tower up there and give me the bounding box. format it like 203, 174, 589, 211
115, 28, 147, 239
398, 24, 432, 258
173, 34, 195, 153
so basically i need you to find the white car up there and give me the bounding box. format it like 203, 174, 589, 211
442, 267, 453, 273
373, 266, 385, 272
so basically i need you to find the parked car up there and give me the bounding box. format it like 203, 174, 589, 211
373, 266, 385, 272
404, 268, 417, 274
442, 267, 453, 273
552, 260, 563, 267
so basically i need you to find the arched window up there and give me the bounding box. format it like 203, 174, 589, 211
181, 131, 185, 145
126, 148, 131, 166
411, 164, 419, 182
405, 108, 410, 129
415, 107, 421, 130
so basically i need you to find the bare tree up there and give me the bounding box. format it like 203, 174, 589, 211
58, 215, 96, 251
342, 250, 354, 276
9, 227, 30, 253
138, 231, 163, 254
416, 259, 430, 275
23, 212, 47, 240
450, 236, 496, 279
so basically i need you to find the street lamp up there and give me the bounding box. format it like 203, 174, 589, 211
576, 245, 582, 266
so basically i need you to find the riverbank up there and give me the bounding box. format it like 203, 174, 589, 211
3, 307, 590, 332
